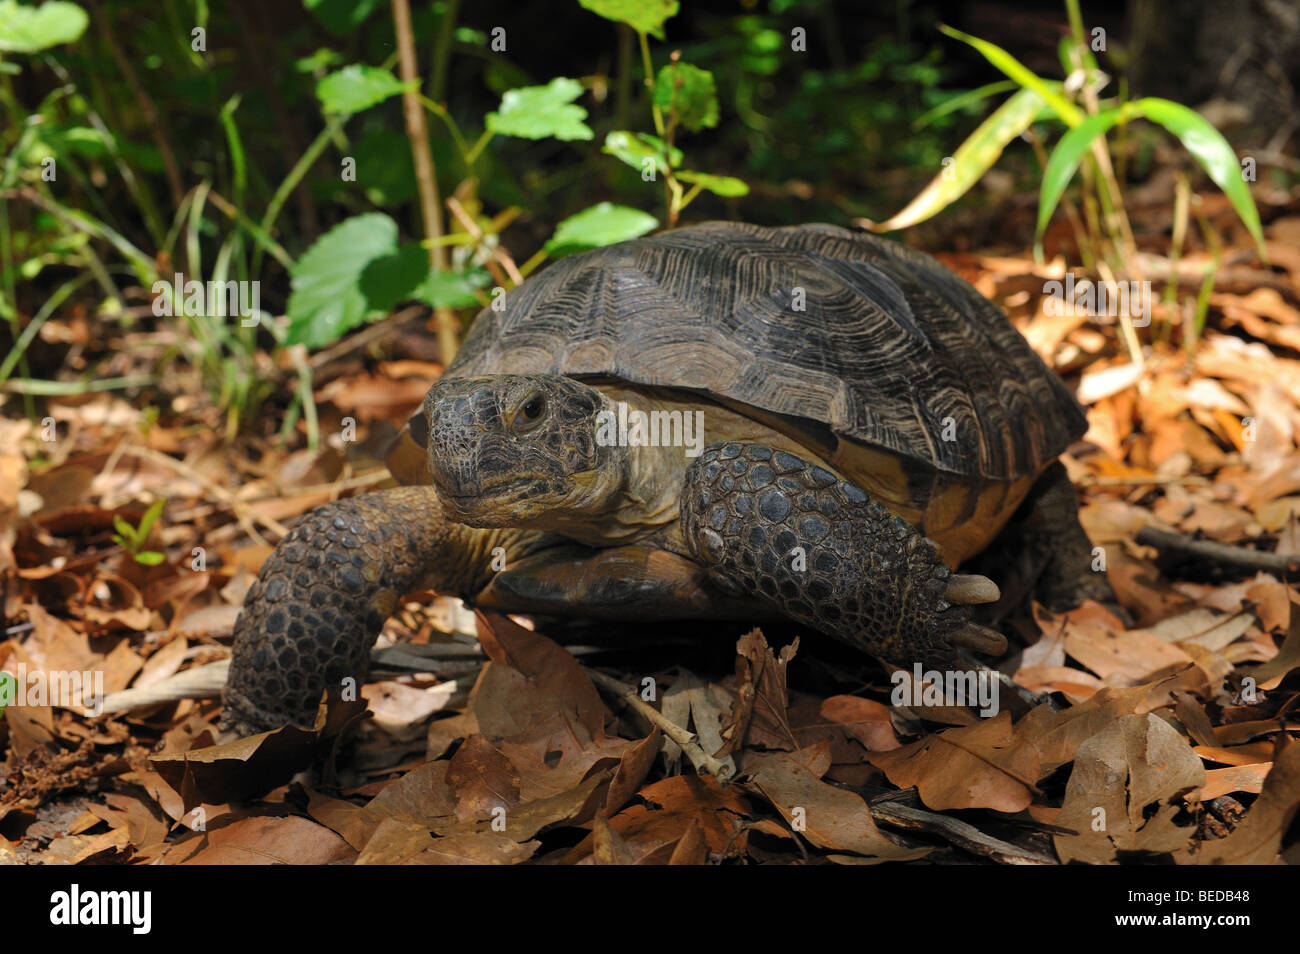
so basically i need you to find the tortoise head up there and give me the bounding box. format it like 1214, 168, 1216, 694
418, 373, 628, 529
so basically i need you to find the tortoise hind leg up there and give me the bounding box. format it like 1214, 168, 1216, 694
964, 460, 1121, 623
680, 442, 1006, 669
1028, 461, 1120, 612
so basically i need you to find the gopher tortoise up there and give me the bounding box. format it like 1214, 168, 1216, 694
222, 222, 1114, 735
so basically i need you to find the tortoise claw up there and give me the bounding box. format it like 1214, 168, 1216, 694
948, 622, 1007, 656
944, 574, 1001, 605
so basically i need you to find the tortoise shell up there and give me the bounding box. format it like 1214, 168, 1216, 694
392, 222, 1087, 562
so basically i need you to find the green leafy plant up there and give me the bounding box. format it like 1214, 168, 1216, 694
588, 1, 748, 228
284, 0, 750, 357
3, 0, 968, 443
868, 1, 1265, 274
111, 498, 166, 566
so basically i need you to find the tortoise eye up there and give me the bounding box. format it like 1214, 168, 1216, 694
515, 395, 546, 428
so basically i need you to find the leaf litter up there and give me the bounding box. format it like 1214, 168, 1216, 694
5, 206, 1300, 865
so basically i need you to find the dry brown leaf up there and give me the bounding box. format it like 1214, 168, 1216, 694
1054, 714, 1203, 863
1200, 764, 1273, 800
867, 711, 1040, 812
718, 629, 799, 754
167, 814, 356, 865
747, 749, 927, 862
1015, 681, 1175, 774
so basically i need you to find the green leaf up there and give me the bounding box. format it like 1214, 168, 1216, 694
578, 0, 678, 39
654, 63, 719, 132
136, 498, 166, 539
486, 78, 594, 141
545, 203, 658, 258
603, 130, 682, 176
112, 515, 137, 543
939, 24, 1084, 127
865, 88, 1047, 233
286, 213, 402, 348
296, 47, 345, 73
0, 0, 88, 53
0, 671, 15, 711
359, 244, 430, 312
1035, 107, 1128, 257
133, 550, 166, 567
316, 64, 412, 116
913, 80, 1018, 130
1131, 97, 1267, 261
421, 268, 492, 309
676, 170, 749, 197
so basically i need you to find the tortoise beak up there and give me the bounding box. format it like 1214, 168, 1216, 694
425, 382, 503, 500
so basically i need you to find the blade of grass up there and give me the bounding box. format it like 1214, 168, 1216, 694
864, 87, 1046, 232
939, 24, 1084, 126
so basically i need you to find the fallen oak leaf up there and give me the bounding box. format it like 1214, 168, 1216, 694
447, 734, 521, 824
592, 813, 642, 865
718, 629, 798, 754
445, 770, 611, 843
411, 832, 538, 865
1053, 714, 1204, 864
471, 610, 608, 741
153, 694, 368, 807
562, 774, 751, 863
867, 711, 1040, 813
1014, 679, 1177, 775
746, 749, 927, 862
667, 817, 708, 865
165, 813, 356, 865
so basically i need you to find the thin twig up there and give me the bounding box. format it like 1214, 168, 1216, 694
1136, 527, 1299, 576
392, 0, 460, 365
446, 196, 523, 286
120, 444, 288, 544
587, 668, 734, 781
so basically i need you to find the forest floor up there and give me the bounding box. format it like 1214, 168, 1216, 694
4, 192, 1300, 865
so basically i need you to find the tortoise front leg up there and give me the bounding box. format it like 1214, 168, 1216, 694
221, 486, 527, 736
680, 442, 1005, 670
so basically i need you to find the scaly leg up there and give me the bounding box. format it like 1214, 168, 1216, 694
680, 442, 1005, 671
221, 486, 516, 736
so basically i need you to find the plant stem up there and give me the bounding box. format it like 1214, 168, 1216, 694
463, 128, 495, 167
254, 115, 345, 276
1160, 172, 1190, 343
518, 248, 548, 279
638, 31, 665, 136
393, 0, 459, 364
429, 0, 460, 104
420, 95, 473, 163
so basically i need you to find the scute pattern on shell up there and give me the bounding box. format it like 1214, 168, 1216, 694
445, 222, 1086, 480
